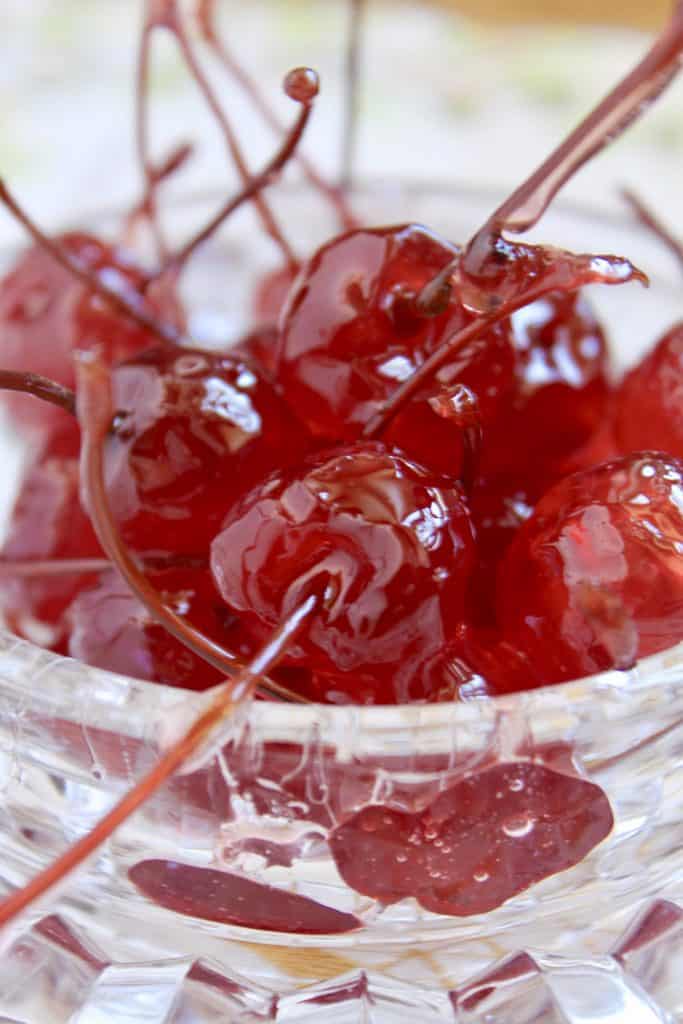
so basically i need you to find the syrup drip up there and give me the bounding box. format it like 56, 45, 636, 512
622, 187, 683, 272
428, 383, 481, 492
418, 4, 683, 313
341, 0, 365, 191
195, 0, 356, 230
74, 354, 309, 705
143, 0, 296, 269
151, 68, 319, 278
364, 246, 646, 438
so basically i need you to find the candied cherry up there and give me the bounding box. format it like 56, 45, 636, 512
0, 233, 182, 434
232, 324, 279, 378
67, 567, 243, 690
614, 322, 683, 459
252, 264, 300, 325
210, 442, 476, 704
496, 451, 683, 685
0, 418, 101, 651
276, 223, 516, 478
468, 475, 535, 626
104, 344, 312, 557
479, 290, 610, 487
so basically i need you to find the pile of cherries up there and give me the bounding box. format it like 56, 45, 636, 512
2, 206, 681, 706
1, 6, 683, 710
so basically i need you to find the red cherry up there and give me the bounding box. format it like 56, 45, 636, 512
67, 567, 243, 690
276, 224, 516, 478
468, 476, 535, 625
251, 264, 300, 325
496, 451, 683, 685
210, 442, 476, 704
329, 761, 613, 915
0, 233, 182, 434
480, 290, 610, 486
0, 421, 101, 650
614, 322, 683, 459
104, 345, 312, 557
232, 324, 279, 378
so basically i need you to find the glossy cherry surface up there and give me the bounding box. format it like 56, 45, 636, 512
614, 322, 683, 459
276, 223, 516, 477
210, 442, 476, 704
480, 290, 610, 487
104, 344, 312, 557
0, 233, 181, 434
496, 451, 683, 685
67, 567, 240, 690
468, 475, 535, 625
232, 324, 279, 378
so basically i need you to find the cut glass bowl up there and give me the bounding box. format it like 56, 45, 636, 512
0, 184, 682, 1022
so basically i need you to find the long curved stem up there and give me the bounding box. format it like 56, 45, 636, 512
341, 0, 364, 193
0, 558, 112, 578
195, 0, 355, 230
149, 79, 316, 280
0, 553, 208, 578
463, 5, 683, 275
135, 11, 167, 258
75, 354, 309, 705
0, 587, 321, 930
622, 187, 683, 274
160, 0, 296, 268
417, 5, 683, 303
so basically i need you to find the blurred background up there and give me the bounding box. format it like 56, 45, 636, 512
0, 0, 682, 247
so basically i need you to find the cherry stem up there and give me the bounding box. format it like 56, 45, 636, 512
0, 369, 75, 417
75, 353, 309, 705
0, 180, 182, 348
341, 0, 365, 193
365, 263, 645, 439
462, 5, 683, 277
195, 0, 356, 230
127, 140, 194, 245
0, 559, 111, 578
149, 73, 317, 281
155, 0, 296, 269
0, 554, 208, 578
135, 13, 168, 258
0, 585, 322, 931
622, 187, 683, 273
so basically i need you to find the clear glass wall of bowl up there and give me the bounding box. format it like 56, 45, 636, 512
0, 183, 683, 1021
